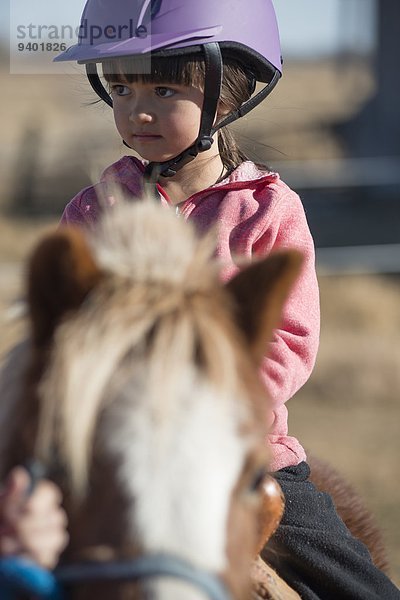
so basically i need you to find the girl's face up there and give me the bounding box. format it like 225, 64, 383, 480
110, 79, 204, 163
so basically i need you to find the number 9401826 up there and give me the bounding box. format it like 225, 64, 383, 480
18, 42, 67, 52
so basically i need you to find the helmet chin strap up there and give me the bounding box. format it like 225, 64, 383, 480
142, 42, 222, 198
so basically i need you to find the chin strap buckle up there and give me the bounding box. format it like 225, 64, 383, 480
155, 134, 214, 180
161, 167, 177, 178
196, 136, 214, 153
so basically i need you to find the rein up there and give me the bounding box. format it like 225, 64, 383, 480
0, 554, 232, 600
56, 554, 231, 599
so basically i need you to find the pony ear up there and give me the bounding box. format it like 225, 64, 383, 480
28, 227, 103, 346
225, 251, 303, 365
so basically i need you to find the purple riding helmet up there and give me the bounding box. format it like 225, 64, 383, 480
55, 0, 282, 184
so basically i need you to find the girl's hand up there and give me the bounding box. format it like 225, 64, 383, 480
0, 466, 69, 569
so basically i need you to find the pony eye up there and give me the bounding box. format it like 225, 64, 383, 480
249, 466, 268, 493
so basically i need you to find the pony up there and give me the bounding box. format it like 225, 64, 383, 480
0, 200, 303, 600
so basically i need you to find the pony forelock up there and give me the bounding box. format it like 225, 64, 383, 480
36, 201, 253, 504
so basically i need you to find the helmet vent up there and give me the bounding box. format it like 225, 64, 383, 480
137, 0, 163, 29
150, 0, 163, 18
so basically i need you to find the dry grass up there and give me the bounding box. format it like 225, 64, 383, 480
0, 217, 57, 261
291, 274, 400, 587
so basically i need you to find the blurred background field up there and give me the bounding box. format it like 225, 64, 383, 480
0, 0, 399, 588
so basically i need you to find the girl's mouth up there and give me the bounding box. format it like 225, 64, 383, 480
133, 133, 162, 141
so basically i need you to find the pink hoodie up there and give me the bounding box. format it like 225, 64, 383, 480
61, 156, 320, 471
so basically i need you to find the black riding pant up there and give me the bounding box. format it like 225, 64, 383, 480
262, 462, 400, 599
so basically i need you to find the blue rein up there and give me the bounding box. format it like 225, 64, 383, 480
0, 554, 232, 600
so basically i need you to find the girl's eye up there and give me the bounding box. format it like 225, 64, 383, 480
155, 87, 175, 98
111, 84, 131, 96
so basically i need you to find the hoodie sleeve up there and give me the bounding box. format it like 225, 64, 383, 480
59, 157, 145, 228
60, 185, 104, 228
253, 185, 320, 410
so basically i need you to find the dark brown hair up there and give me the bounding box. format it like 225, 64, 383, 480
103, 54, 251, 173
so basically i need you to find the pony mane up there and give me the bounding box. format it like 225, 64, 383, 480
36, 201, 255, 499
91, 200, 217, 288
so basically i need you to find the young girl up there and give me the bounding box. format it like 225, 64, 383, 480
50, 0, 399, 597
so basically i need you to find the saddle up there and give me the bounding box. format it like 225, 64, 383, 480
251, 556, 300, 600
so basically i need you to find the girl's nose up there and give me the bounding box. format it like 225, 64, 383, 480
129, 108, 154, 125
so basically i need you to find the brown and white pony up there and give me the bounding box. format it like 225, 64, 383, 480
0, 200, 302, 600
